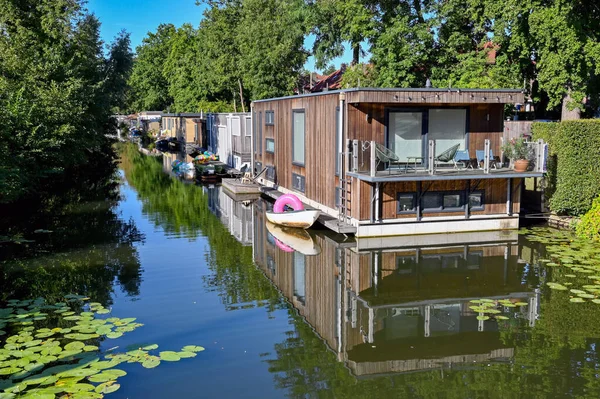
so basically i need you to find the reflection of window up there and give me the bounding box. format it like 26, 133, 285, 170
397, 193, 416, 213
267, 255, 276, 275
422, 193, 442, 211
293, 252, 306, 304
245, 117, 252, 136
266, 138, 275, 153
396, 256, 417, 274
266, 232, 275, 246
428, 108, 466, 154
255, 161, 263, 175
443, 194, 461, 210
421, 191, 479, 212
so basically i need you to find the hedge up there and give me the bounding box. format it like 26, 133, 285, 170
532, 120, 600, 216
576, 195, 600, 240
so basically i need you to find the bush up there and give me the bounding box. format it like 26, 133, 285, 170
533, 120, 600, 216
576, 195, 600, 240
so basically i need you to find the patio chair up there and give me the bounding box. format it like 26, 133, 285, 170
375, 143, 403, 174
476, 149, 501, 169
434, 143, 461, 168
453, 150, 473, 169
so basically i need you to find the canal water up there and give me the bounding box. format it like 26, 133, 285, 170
1, 148, 600, 398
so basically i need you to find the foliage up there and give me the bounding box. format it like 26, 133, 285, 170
339, 63, 377, 88
128, 24, 176, 112
0, 295, 204, 398
576, 195, 600, 241
533, 120, 600, 215
501, 136, 531, 160
0, 0, 133, 204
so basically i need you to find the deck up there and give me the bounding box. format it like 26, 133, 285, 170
348, 167, 544, 183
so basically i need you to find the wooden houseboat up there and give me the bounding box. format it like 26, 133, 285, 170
251, 88, 546, 238
206, 112, 252, 170
252, 200, 540, 377
161, 113, 206, 147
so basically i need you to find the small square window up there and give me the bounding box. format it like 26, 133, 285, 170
469, 191, 484, 210
265, 111, 275, 126
292, 173, 305, 193
397, 193, 416, 214
266, 138, 275, 153
443, 194, 461, 209
266, 165, 276, 181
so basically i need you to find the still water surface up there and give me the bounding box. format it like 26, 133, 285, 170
2, 150, 600, 398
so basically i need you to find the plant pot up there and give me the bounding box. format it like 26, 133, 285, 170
513, 159, 529, 172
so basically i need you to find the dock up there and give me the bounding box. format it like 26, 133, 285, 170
260, 187, 356, 234
222, 178, 262, 200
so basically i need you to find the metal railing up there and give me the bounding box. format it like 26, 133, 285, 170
346, 138, 547, 177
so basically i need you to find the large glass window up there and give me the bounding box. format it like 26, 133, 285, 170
428, 109, 467, 154
292, 110, 305, 165
389, 112, 423, 162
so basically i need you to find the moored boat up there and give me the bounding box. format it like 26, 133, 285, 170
265, 209, 320, 229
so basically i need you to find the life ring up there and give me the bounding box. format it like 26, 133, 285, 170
273, 194, 304, 213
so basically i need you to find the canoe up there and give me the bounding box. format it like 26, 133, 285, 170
265, 209, 320, 229
266, 222, 321, 255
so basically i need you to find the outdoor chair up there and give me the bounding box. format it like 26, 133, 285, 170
434, 143, 461, 168
453, 150, 473, 169
476, 150, 501, 169
375, 143, 403, 174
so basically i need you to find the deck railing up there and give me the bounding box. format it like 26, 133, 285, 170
347, 138, 547, 177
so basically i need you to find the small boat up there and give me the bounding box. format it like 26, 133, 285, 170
266, 222, 321, 255
265, 209, 320, 229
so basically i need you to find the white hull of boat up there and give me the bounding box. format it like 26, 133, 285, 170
266, 222, 321, 255
265, 210, 320, 229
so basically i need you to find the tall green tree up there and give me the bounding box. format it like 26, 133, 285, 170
0, 0, 132, 204
128, 24, 176, 111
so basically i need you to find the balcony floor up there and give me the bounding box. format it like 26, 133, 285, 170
347, 166, 544, 182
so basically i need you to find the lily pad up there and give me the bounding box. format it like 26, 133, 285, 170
141, 357, 160, 369
65, 342, 86, 351
181, 345, 205, 353
476, 315, 490, 321
570, 297, 586, 303
159, 351, 180, 361
106, 332, 123, 339
95, 382, 120, 394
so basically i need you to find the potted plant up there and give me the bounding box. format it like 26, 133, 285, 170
502, 136, 531, 172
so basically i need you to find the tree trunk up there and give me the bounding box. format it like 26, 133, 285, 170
352, 44, 360, 66
238, 79, 246, 113
561, 90, 581, 120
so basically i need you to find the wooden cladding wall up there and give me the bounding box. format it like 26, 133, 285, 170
253, 93, 340, 210
344, 89, 523, 105
357, 178, 522, 221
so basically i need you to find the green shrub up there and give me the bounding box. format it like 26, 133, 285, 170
576, 195, 600, 241
533, 120, 600, 216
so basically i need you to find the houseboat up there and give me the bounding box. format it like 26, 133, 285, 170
206, 112, 252, 171
251, 88, 546, 238
161, 113, 206, 148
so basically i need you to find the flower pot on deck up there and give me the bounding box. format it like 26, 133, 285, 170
513, 159, 529, 172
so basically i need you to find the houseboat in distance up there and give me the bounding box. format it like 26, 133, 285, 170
251, 87, 546, 238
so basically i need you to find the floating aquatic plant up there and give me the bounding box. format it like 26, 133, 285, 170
0, 295, 204, 398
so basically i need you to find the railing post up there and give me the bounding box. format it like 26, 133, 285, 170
536, 139, 544, 172
370, 140, 376, 177
500, 137, 504, 167
428, 140, 435, 175
352, 140, 359, 172
484, 139, 490, 174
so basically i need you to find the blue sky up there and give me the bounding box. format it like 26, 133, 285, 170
86, 0, 351, 73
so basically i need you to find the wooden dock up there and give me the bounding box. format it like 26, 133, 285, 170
260, 187, 356, 234
222, 178, 262, 200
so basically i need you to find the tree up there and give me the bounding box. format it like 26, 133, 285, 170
128, 24, 176, 111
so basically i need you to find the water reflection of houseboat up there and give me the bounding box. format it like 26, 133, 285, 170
252, 199, 540, 378
207, 186, 253, 246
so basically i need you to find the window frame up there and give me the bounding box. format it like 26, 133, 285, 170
292, 172, 305, 193
265, 110, 275, 126
265, 165, 276, 181
230, 116, 241, 137
418, 190, 485, 213
396, 193, 417, 214
244, 116, 252, 137
292, 109, 306, 167
468, 190, 485, 211
265, 138, 275, 154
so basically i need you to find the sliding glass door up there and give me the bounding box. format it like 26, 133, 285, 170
388, 112, 424, 163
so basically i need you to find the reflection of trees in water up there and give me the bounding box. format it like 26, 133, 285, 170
121, 145, 283, 311
0, 157, 144, 305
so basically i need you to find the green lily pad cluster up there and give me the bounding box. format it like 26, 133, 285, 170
522, 227, 600, 304
469, 298, 528, 321
0, 295, 205, 398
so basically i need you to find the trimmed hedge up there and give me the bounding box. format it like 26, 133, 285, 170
532, 120, 600, 216
576, 195, 600, 240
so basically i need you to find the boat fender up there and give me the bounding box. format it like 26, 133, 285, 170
273, 194, 304, 213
